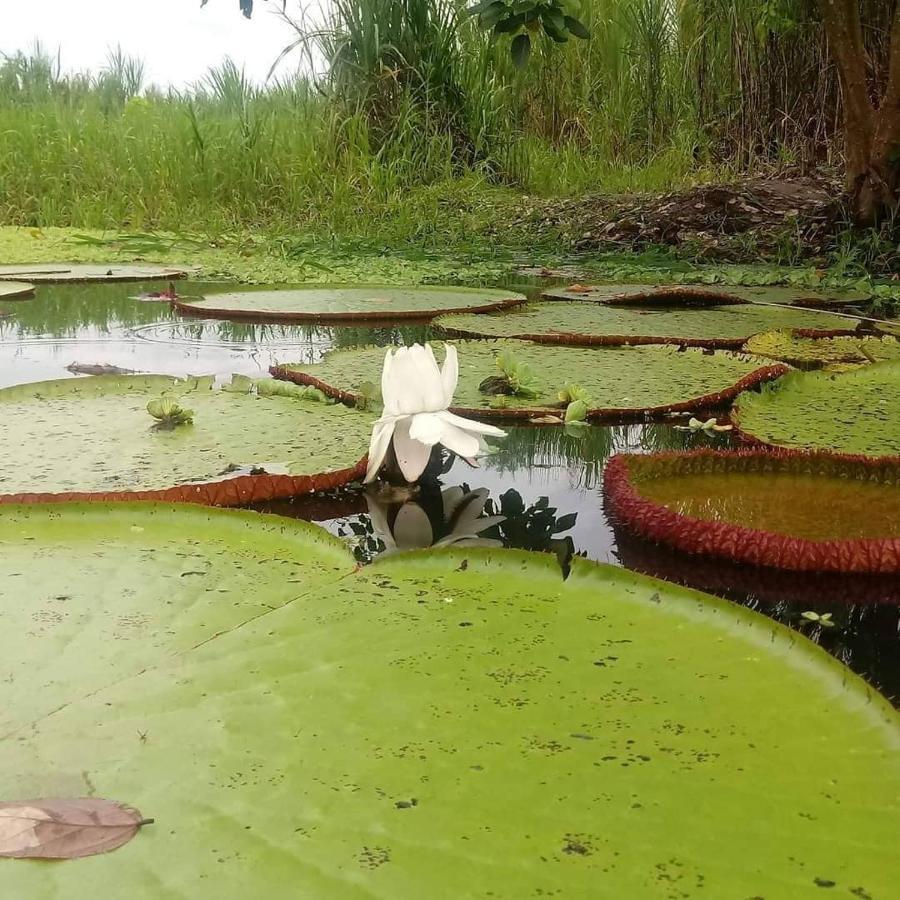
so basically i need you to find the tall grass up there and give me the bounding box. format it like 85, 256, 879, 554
0, 1, 892, 237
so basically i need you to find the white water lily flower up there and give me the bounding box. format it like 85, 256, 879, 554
364, 343, 507, 483
365, 486, 505, 553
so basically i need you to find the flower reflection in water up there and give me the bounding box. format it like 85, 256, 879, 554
365, 484, 505, 554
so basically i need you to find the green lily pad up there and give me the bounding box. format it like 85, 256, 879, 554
732, 361, 900, 457
0, 281, 35, 299
273, 339, 787, 419
543, 283, 870, 307
743, 329, 900, 368
0, 263, 190, 283
174, 285, 525, 322
436, 302, 854, 348
0, 375, 374, 503
0, 504, 896, 898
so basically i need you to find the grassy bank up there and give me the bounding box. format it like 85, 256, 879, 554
3, 0, 883, 237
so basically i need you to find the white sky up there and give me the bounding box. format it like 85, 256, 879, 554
1, 1, 314, 88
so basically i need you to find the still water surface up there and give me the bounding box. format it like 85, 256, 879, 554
1, 278, 897, 698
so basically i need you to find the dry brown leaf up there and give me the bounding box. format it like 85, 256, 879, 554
0, 798, 152, 860
565, 283, 593, 294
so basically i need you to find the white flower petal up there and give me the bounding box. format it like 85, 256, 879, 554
435, 409, 507, 437
418, 344, 446, 411
364, 417, 398, 483
429, 421, 481, 459
440, 343, 459, 406
380, 348, 399, 415
408, 411, 448, 447
393, 502, 434, 550
392, 418, 434, 482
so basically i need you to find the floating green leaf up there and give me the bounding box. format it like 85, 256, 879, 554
0, 375, 374, 501
743, 330, 900, 368
273, 339, 786, 419
0, 263, 189, 283
175, 285, 525, 322
436, 302, 854, 348
0, 281, 35, 300
0, 504, 896, 897
541, 283, 870, 307
732, 361, 900, 458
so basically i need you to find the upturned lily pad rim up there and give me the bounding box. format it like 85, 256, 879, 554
270, 352, 791, 422
437, 303, 858, 350
173, 283, 526, 323
0, 374, 369, 506
0, 263, 191, 283
604, 449, 900, 573
742, 329, 900, 368
0, 281, 36, 300
541, 282, 870, 309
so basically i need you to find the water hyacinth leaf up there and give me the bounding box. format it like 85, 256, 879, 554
436, 301, 854, 348
0, 505, 896, 897
0, 281, 35, 300
0, 264, 190, 284
604, 450, 900, 573
731, 360, 900, 457
272, 339, 787, 419
0, 374, 374, 504
0, 799, 149, 860
174, 285, 525, 322
742, 329, 900, 368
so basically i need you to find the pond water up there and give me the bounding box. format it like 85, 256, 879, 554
1, 278, 897, 699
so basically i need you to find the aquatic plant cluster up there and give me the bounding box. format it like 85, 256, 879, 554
0, 265, 897, 895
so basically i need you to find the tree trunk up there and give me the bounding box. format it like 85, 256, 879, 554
817, 0, 900, 225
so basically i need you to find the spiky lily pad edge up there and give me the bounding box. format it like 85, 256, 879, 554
172, 291, 525, 323
604, 449, 900, 574
0, 459, 367, 507
437, 318, 858, 350
270, 361, 791, 422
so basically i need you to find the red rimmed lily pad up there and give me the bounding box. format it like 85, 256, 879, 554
0, 375, 373, 505
435, 301, 855, 349
0, 264, 190, 283
271, 339, 788, 421
173, 285, 525, 322
604, 449, 900, 573
731, 361, 900, 458
542, 283, 870, 308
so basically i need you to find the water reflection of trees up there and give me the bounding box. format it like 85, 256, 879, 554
488, 423, 701, 490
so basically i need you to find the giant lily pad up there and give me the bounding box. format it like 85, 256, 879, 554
436, 302, 854, 348
0, 375, 373, 504
543, 283, 870, 307
743, 329, 900, 368
272, 339, 788, 419
0, 264, 190, 283
732, 361, 900, 458
173, 285, 525, 322
0, 504, 897, 898
0, 281, 35, 300
605, 450, 900, 572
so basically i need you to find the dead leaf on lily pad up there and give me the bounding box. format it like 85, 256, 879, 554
0, 798, 152, 859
